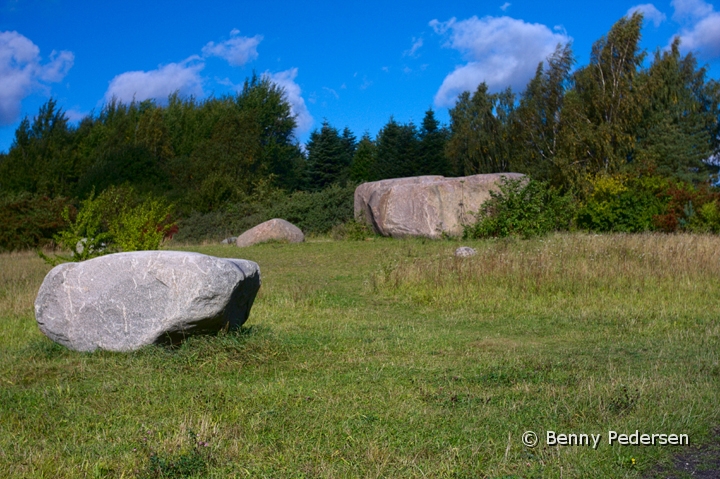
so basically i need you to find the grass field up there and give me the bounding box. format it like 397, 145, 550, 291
1, 234, 719, 478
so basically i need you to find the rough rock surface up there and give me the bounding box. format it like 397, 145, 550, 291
235, 218, 304, 247
34, 251, 261, 352
354, 173, 524, 238
455, 246, 477, 258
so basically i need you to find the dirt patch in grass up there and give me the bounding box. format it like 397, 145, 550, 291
645, 427, 720, 478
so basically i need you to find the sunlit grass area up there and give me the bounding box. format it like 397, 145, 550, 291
1, 234, 718, 478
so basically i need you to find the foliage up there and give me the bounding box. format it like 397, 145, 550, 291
174, 183, 356, 242
652, 181, 720, 233
330, 218, 376, 241
418, 109, 451, 176
570, 13, 647, 177
305, 121, 354, 190
349, 133, 377, 182
576, 174, 669, 232
633, 38, 719, 182
374, 117, 420, 180
3, 13, 720, 247
270, 183, 356, 234
48, 186, 175, 263
0, 193, 71, 252
0, 75, 303, 218
576, 174, 720, 234
0, 99, 75, 197
514, 43, 575, 185
463, 176, 576, 239
446, 84, 516, 175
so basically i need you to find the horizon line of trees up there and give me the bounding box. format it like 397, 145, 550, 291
1, 12, 719, 248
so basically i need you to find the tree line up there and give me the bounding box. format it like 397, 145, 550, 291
1, 13, 719, 249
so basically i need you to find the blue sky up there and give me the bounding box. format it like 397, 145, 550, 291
1, 0, 719, 153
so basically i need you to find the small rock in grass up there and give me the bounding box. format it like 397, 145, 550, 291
455, 246, 477, 258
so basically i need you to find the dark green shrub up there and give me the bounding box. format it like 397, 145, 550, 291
173, 183, 356, 243
269, 183, 355, 234
463, 177, 576, 239
0, 193, 71, 251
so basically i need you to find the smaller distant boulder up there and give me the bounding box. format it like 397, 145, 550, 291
236, 219, 304, 247
455, 246, 477, 258
221, 236, 238, 245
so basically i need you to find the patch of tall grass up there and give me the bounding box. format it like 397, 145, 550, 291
372, 233, 720, 320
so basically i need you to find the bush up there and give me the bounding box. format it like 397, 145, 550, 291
463, 177, 576, 239
330, 218, 376, 241
652, 181, 720, 233
0, 193, 72, 251
173, 183, 356, 243
576, 174, 669, 232
46, 185, 175, 263
576, 174, 720, 233
269, 183, 355, 234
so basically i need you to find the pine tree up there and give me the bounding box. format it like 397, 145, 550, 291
374, 117, 419, 179
418, 108, 451, 176
305, 121, 351, 190
0, 98, 73, 196
633, 38, 719, 182
350, 133, 376, 182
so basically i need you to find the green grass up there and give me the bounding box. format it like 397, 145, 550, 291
1, 234, 719, 478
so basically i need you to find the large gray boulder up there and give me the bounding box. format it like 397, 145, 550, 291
354, 173, 524, 238
34, 251, 261, 352
235, 218, 304, 247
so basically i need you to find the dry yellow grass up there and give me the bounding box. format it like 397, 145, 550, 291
373, 233, 720, 315
0, 251, 51, 319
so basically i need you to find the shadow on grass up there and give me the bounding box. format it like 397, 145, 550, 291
139, 325, 288, 370
20, 324, 287, 372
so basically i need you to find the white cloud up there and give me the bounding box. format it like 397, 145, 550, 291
500, 3, 511, 11
64, 108, 88, 123
626, 4, 667, 27
202, 31, 262, 66
0, 30, 74, 125
671, 0, 720, 58
430, 16, 571, 107
322, 86, 339, 99
265, 68, 313, 135
404, 37, 423, 57
672, 0, 713, 20
104, 57, 204, 104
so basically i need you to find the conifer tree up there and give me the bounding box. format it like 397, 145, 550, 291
633, 38, 719, 182
418, 108, 451, 176
305, 121, 351, 190
374, 117, 419, 179
350, 133, 376, 182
